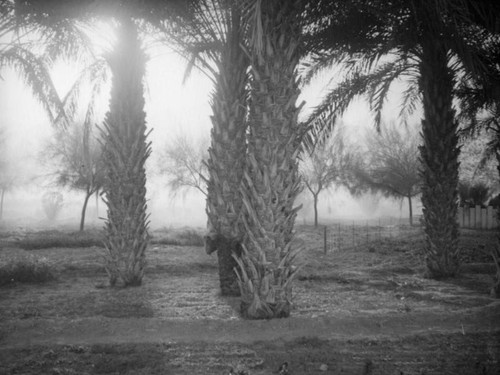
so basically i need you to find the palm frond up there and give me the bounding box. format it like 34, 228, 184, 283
368, 60, 412, 130
398, 77, 421, 124
37, 19, 96, 66
303, 57, 411, 148
54, 57, 108, 126
181, 41, 219, 84
0, 45, 66, 126
153, 0, 245, 85
241, 0, 263, 62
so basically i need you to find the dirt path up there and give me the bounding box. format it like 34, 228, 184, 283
1, 304, 499, 375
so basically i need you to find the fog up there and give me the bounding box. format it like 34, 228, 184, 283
0, 36, 422, 232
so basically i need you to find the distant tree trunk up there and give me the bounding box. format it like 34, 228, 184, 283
95, 190, 99, 217
407, 195, 413, 226
313, 193, 319, 227
0, 188, 4, 221
80, 190, 92, 231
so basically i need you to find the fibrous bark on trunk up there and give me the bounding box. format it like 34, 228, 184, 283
205, 4, 249, 296
237, 0, 304, 319
101, 16, 151, 287
419, 39, 460, 278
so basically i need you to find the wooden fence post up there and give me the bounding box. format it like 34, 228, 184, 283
458, 205, 499, 229
324, 226, 327, 254
458, 206, 463, 227
338, 223, 341, 251
487, 206, 495, 229
481, 208, 487, 230
475, 205, 481, 229
352, 221, 355, 248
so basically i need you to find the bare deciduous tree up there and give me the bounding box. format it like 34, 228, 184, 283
159, 133, 209, 197
353, 122, 421, 225
43, 122, 105, 231
300, 126, 358, 227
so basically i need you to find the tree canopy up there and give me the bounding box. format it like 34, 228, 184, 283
352, 122, 421, 224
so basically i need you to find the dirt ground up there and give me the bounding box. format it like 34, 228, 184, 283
0, 225, 499, 374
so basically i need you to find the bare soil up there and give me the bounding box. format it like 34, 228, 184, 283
0, 225, 499, 374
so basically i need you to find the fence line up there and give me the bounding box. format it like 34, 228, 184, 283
318, 208, 498, 253
322, 222, 424, 253
458, 205, 498, 229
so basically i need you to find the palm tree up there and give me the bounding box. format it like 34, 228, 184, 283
10, 0, 193, 286
154, 0, 250, 296
303, 0, 499, 278
100, 15, 151, 286
234, 0, 307, 319
203, 2, 249, 296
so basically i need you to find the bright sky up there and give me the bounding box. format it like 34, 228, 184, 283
0, 47, 214, 161
0, 25, 422, 227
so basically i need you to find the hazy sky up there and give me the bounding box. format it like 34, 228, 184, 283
0, 28, 420, 228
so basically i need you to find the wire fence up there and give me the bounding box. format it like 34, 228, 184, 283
320, 218, 424, 253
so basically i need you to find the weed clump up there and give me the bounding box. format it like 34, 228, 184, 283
0, 255, 57, 286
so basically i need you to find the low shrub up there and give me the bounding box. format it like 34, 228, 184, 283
175, 229, 205, 246
0, 255, 57, 286
16, 228, 204, 249
151, 228, 205, 247
42, 191, 64, 221
150, 236, 182, 246
17, 230, 105, 250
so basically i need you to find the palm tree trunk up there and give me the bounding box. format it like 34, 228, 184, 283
419, 40, 460, 278
237, 0, 304, 319
205, 4, 249, 296
79, 189, 92, 231
101, 16, 151, 287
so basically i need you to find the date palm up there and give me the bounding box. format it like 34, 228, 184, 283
11, 0, 193, 286
234, 0, 307, 319
203, 2, 249, 296
100, 15, 151, 286
303, 0, 498, 278
155, 0, 250, 296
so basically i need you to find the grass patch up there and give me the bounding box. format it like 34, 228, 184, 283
151, 228, 205, 247
14, 227, 205, 250
1, 332, 499, 375
0, 255, 57, 286
17, 230, 104, 250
